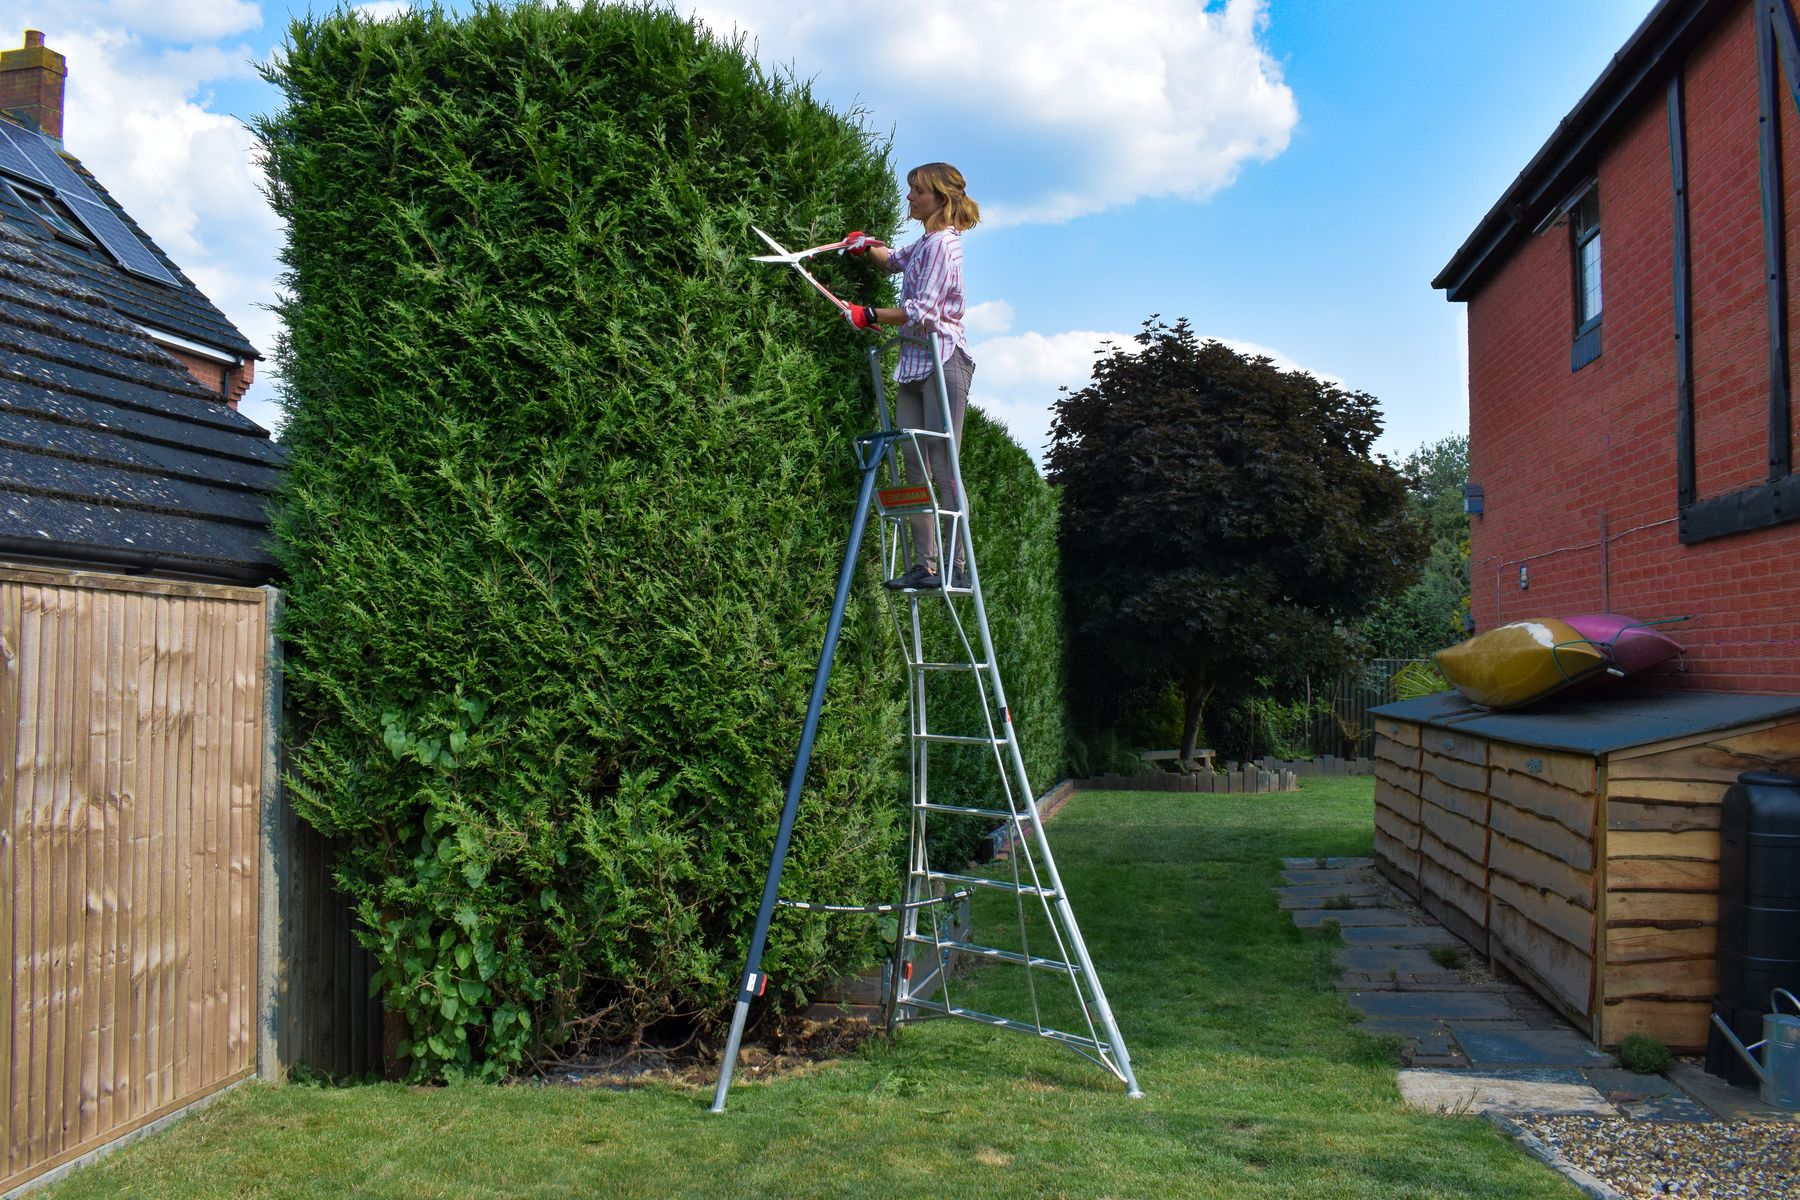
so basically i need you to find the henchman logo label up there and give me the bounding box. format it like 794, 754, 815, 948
879, 486, 933, 509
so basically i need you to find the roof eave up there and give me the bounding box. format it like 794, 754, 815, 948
1434, 0, 1735, 303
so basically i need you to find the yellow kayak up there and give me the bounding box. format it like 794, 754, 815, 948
1434, 618, 1608, 709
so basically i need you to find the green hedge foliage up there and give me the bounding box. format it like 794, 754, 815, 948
259, 1, 1065, 1080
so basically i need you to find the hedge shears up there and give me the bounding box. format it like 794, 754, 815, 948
750, 226, 883, 322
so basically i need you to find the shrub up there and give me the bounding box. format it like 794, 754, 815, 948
1617, 1034, 1674, 1075
260, 1, 1062, 1080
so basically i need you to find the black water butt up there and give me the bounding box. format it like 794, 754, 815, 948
1705, 770, 1800, 1085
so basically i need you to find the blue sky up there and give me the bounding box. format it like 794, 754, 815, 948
12, 1, 1659, 462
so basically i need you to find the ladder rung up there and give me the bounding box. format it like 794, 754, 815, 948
915, 801, 1019, 820
926, 870, 1057, 899
896, 998, 1109, 1053
903, 935, 1079, 974
909, 661, 987, 671
916, 733, 1006, 747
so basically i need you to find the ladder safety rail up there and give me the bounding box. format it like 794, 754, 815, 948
711, 331, 1141, 1113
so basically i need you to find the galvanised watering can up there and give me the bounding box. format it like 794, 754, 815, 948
1710, 988, 1800, 1109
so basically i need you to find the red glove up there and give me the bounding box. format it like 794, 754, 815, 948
844, 305, 879, 330
843, 231, 873, 256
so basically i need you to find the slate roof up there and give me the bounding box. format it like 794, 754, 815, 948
0, 116, 258, 358
0, 214, 282, 583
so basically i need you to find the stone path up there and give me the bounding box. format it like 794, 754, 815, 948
1280, 856, 1715, 1122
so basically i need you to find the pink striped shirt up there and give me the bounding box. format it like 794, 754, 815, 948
884, 227, 967, 381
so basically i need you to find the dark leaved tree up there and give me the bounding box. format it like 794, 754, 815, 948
1049, 319, 1426, 767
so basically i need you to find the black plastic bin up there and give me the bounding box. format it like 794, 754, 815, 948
1706, 769, 1800, 1085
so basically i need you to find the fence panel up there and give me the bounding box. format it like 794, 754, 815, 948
1304, 658, 1429, 759
0, 567, 265, 1193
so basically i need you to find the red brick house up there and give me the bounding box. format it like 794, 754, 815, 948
1435, 0, 1800, 694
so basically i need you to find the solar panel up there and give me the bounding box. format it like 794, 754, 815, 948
0, 121, 177, 285
0, 123, 52, 187
62, 194, 178, 285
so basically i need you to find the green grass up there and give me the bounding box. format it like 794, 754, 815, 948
45, 778, 1576, 1199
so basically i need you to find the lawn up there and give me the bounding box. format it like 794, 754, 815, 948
44, 778, 1577, 1199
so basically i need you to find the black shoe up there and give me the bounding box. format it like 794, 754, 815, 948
884, 563, 932, 590
916, 568, 943, 589
948, 564, 969, 590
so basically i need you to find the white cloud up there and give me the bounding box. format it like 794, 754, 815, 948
691, 0, 1296, 226
20, 2, 262, 43
964, 299, 1014, 336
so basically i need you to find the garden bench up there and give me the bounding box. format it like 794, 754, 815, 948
1139, 748, 1218, 771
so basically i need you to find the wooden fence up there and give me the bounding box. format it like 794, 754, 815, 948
1300, 658, 1428, 759
0, 567, 267, 1192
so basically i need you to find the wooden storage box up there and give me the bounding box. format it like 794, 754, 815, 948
1370, 689, 1800, 1051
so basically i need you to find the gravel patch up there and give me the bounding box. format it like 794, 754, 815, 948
1511, 1115, 1800, 1198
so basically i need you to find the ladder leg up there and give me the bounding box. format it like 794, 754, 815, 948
710, 454, 883, 1114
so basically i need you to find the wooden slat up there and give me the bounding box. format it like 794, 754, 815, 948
1609, 725, 1800, 783
174, 597, 196, 1101
1605, 956, 1716, 1000
1490, 796, 1595, 870
1421, 800, 1488, 863
1605, 890, 1718, 926
1373, 828, 1420, 893
1373, 719, 1420, 749
1489, 831, 1594, 910
1373, 804, 1420, 850
1420, 829, 1485, 889
13, 587, 44, 1176
1420, 750, 1486, 795
1606, 800, 1720, 832
1606, 925, 1717, 963
0, 566, 262, 605
1599, 998, 1713, 1051
1489, 870, 1595, 953
1487, 741, 1597, 795
1605, 856, 1718, 893
1418, 859, 1488, 949
1488, 766, 1596, 836
1373, 779, 1420, 823
1372, 758, 1421, 796
43, 584, 71, 1164
1491, 896, 1592, 1017
1607, 830, 1719, 862
1420, 727, 1486, 767
75, 586, 100, 1147
1422, 774, 1489, 825
1606, 778, 1730, 804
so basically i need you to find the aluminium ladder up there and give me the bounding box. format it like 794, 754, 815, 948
710, 333, 1140, 1113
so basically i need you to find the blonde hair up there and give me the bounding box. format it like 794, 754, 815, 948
908, 162, 980, 233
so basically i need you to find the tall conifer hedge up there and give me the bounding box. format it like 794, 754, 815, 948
260, 2, 1066, 1079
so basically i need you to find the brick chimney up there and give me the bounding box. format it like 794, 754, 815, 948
0, 31, 66, 141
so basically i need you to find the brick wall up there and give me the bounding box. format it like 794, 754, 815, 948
160, 344, 255, 410
1466, 0, 1800, 694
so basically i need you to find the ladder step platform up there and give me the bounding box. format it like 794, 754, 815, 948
903, 934, 1080, 974
895, 998, 1112, 1055
926, 870, 1057, 899
906, 660, 988, 672
914, 801, 1020, 820
915, 733, 1007, 747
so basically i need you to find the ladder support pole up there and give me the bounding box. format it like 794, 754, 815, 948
711, 453, 884, 1114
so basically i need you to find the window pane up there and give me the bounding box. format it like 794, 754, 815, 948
1581, 232, 1603, 323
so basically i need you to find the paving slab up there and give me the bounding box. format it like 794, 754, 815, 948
1338, 925, 1460, 947
1276, 884, 1385, 909
1278, 867, 1371, 886
1667, 1061, 1800, 1123
1335, 946, 1456, 974
1291, 907, 1421, 928
1451, 1027, 1614, 1069
1347, 990, 1518, 1021
1398, 1069, 1617, 1116
1281, 856, 1373, 870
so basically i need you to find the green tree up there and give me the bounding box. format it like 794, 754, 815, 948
1049, 320, 1426, 767
1357, 434, 1471, 660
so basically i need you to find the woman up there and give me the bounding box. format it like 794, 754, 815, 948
844, 162, 980, 591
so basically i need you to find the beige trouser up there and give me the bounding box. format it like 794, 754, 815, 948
894, 347, 975, 571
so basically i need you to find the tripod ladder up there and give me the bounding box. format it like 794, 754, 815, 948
710, 334, 1140, 1112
